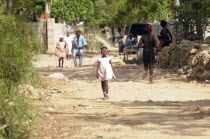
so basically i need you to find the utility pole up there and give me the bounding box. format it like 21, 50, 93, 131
45, 0, 52, 14
45, 0, 52, 51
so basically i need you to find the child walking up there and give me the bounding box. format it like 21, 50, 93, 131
96, 47, 116, 99
56, 37, 66, 68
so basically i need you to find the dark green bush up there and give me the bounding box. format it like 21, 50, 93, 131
0, 15, 42, 138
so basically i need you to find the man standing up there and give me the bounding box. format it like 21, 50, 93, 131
116, 28, 124, 55
72, 28, 87, 67
64, 32, 74, 60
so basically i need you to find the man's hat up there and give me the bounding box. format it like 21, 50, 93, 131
74, 27, 84, 34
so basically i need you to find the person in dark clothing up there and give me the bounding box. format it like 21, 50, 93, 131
157, 20, 172, 48
138, 27, 157, 83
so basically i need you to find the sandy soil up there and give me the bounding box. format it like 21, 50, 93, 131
32, 49, 210, 139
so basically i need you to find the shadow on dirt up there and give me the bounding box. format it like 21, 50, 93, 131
67, 99, 210, 136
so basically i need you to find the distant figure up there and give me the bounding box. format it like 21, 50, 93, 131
132, 34, 138, 46
138, 27, 157, 83
116, 28, 124, 55
125, 34, 132, 48
96, 47, 116, 99
56, 37, 66, 68
157, 20, 172, 49
64, 32, 74, 60
72, 28, 87, 67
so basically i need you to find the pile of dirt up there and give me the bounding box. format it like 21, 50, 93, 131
157, 40, 210, 81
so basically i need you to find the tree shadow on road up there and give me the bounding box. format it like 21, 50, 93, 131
69, 99, 210, 136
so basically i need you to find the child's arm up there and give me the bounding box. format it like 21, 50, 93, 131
56, 42, 59, 49
110, 60, 116, 79
137, 37, 143, 48
96, 61, 100, 79
64, 42, 67, 49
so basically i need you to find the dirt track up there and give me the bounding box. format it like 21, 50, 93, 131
33, 50, 210, 139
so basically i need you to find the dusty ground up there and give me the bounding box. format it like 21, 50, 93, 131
32, 49, 210, 139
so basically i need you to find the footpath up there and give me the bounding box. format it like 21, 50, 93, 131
33, 50, 210, 139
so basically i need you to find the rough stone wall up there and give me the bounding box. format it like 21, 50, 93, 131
32, 18, 66, 52
47, 18, 66, 51
157, 40, 210, 81
31, 20, 47, 51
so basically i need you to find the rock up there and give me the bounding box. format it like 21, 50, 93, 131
190, 49, 198, 54
181, 39, 191, 44
169, 43, 177, 47
46, 107, 54, 111
204, 60, 210, 70
201, 44, 210, 48
193, 43, 201, 49
183, 65, 190, 71
204, 80, 210, 84
18, 85, 39, 98
178, 68, 184, 75
191, 58, 198, 67
198, 51, 207, 58
49, 73, 69, 81
197, 70, 210, 80
157, 40, 210, 81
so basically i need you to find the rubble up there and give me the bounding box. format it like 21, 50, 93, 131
18, 84, 39, 98
48, 73, 69, 81
157, 40, 210, 81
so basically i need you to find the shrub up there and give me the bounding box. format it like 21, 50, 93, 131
0, 15, 42, 138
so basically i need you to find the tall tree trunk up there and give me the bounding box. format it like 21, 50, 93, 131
193, 1, 204, 40
0, 0, 4, 7
111, 26, 115, 44
143, 14, 148, 23
196, 22, 204, 40
6, 0, 13, 15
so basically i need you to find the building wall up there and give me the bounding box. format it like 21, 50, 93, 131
31, 19, 47, 51
32, 18, 67, 52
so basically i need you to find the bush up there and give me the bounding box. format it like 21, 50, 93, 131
0, 93, 38, 139
0, 15, 42, 138
84, 28, 103, 52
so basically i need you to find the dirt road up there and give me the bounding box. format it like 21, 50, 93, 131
33, 50, 210, 139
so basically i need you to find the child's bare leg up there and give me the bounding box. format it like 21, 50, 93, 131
101, 81, 106, 93
105, 80, 109, 94
143, 62, 148, 79
149, 63, 154, 83
61, 57, 64, 67
58, 58, 61, 67
103, 80, 109, 99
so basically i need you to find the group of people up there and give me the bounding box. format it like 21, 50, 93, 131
56, 28, 87, 68
115, 20, 172, 83
56, 21, 172, 99
116, 28, 138, 55
97, 20, 172, 99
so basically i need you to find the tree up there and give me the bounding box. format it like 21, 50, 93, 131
6, 0, 12, 15
51, 0, 94, 24
176, 0, 210, 40
112, 0, 174, 24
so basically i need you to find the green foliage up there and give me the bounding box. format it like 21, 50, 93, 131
112, 0, 174, 25
51, 0, 94, 23
0, 15, 42, 138
176, 0, 210, 40
0, 15, 42, 89
0, 93, 38, 139
12, 0, 45, 16
84, 28, 103, 51
93, 0, 115, 26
